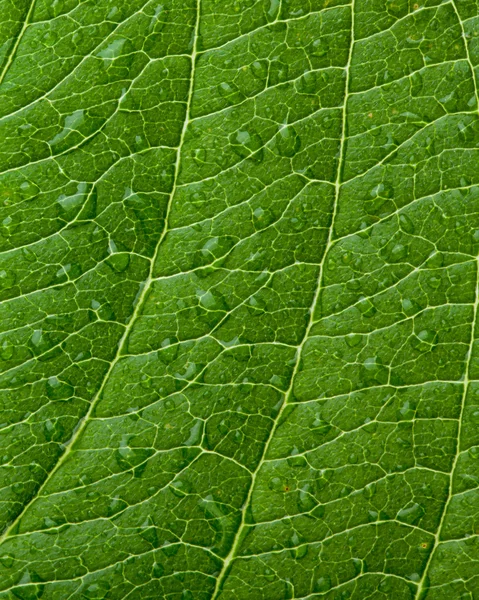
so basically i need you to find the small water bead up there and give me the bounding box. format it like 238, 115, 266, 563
412, 329, 437, 353
345, 333, 362, 347
273, 126, 301, 158
82, 582, 111, 599
217, 81, 243, 104
46, 376, 74, 401
468, 446, 479, 459
0, 340, 14, 360
363, 481, 376, 498
290, 544, 308, 559
297, 70, 318, 95
192, 148, 206, 164
384, 242, 408, 263
170, 479, 192, 497
106, 253, 130, 273
314, 575, 331, 593
357, 297, 376, 318
41, 30, 58, 47
268, 60, 289, 85
311, 39, 329, 57
19, 180, 40, 200
251, 60, 267, 80
399, 213, 415, 234
0, 554, 14, 568
0, 270, 16, 290
12, 482, 25, 495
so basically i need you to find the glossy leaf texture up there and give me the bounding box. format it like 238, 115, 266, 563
1, 0, 479, 598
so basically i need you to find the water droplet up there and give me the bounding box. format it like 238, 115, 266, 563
401, 297, 420, 316
384, 243, 408, 263
217, 81, 243, 104
268, 476, 284, 491
345, 333, 362, 347
190, 191, 206, 207
314, 575, 331, 593
170, 480, 191, 497
45, 376, 74, 401
192, 148, 206, 164
399, 213, 415, 233
273, 126, 301, 157
19, 180, 39, 201
43, 418, 65, 442
0, 270, 16, 290
153, 562, 164, 578
82, 581, 110, 599
229, 129, 263, 161
396, 400, 416, 420
297, 70, 317, 94
357, 297, 376, 318
41, 30, 58, 47
0, 554, 14, 568
427, 275, 442, 289
287, 449, 307, 468
184, 420, 202, 446
268, 60, 289, 85
106, 252, 130, 273
468, 446, 479, 459
71, 30, 84, 45
397, 502, 424, 525
291, 544, 308, 559
161, 542, 179, 557
311, 39, 329, 57
297, 484, 316, 511
363, 482, 376, 498
139, 517, 159, 548
251, 60, 267, 80
1, 339, 14, 360
412, 329, 437, 353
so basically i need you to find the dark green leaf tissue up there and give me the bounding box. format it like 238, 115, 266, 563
1, 0, 479, 598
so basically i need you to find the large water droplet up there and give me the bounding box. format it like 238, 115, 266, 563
397, 502, 424, 525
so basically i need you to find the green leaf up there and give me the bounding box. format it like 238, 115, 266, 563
0, 0, 479, 598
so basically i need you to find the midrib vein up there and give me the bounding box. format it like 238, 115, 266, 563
414, 256, 479, 599
414, 7, 479, 597
210, 3, 356, 597
0, 0, 202, 546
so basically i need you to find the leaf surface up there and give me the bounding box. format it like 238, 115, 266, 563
1, 0, 479, 598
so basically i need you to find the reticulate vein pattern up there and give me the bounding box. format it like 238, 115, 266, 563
1, 0, 479, 599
